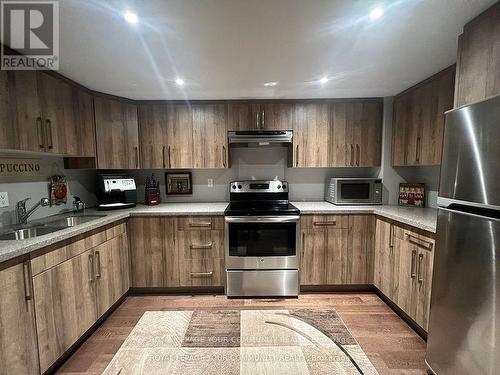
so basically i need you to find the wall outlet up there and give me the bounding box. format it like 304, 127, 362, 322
207, 178, 214, 188
0, 192, 9, 208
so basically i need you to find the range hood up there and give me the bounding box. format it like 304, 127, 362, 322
228, 130, 293, 147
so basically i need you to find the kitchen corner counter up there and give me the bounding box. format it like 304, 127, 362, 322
292, 202, 437, 233
0, 203, 229, 264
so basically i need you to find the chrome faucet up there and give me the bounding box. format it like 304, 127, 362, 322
16, 197, 50, 225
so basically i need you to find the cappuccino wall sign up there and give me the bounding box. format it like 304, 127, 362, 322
0, 158, 44, 177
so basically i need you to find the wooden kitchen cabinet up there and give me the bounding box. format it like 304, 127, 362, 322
37, 72, 96, 156
300, 215, 349, 285
373, 218, 400, 300
94, 233, 130, 317
227, 102, 293, 131
138, 104, 169, 168
227, 102, 253, 131
347, 215, 375, 284
331, 101, 383, 167
394, 227, 435, 330
293, 102, 331, 167
94, 96, 140, 169
454, 2, 500, 107
0, 70, 44, 152
128, 217, 178, 287
0, 260, 40, 375
33, 248, 98, 373
392, 66, 455, 166
192, 103, 228, 168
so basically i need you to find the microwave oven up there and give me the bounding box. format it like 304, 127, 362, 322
325, 178, 382, 205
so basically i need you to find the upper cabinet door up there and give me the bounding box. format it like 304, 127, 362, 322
454, 2, 500, 107
166, 104, 194, 169
37, 73, 96, 156
391, 66, 455, 167
138, 104, 168, 169
330, 103, 350, 167
0, 70, 43, 152
94, 96, 140, 169
193, 103, 228, 168
352, 101, 383, 167
227, 102, 253, 131
260, 102, 294, 130
292, 102, 331, 167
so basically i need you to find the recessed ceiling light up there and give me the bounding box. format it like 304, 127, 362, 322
319, 76, 329, 84
175, 78, 185, 86
123, 11, 139, 24
264, 81, 278, 87
369, 7, 383, 20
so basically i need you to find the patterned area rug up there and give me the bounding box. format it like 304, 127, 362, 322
103, 309, 379, 374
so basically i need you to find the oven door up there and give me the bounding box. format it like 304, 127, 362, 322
225, 216, 300, 270
336, 180, 381, 205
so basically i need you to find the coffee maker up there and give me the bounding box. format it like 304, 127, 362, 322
97, 174, 137, 210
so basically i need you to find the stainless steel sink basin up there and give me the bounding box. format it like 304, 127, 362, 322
44, 215, 106, 228
0, 226, 66, 240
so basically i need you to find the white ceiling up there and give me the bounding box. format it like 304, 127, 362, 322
58, 0, 496, 100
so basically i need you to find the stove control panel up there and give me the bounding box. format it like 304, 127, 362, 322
230, 180, 289, 193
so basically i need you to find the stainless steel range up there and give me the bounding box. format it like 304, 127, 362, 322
224, 180, 300, 297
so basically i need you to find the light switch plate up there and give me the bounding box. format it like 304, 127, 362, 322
207, 178, 214, 188
0, 192, 9, 208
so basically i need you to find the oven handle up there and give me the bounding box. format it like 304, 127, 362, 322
225, 216, 300, 223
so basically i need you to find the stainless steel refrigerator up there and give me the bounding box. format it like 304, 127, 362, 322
426, 95, 500, 374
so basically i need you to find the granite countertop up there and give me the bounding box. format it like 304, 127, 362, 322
291, 202, 437, 233
0, 201, 437, 265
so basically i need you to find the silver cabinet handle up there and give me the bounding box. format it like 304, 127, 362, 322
22, 261, 32, 303
190, 243, 212, 249
191, 272, 213, 278
313, 221, 337, 226
417, 253, 424, 283
222, 145, 227, 167
302, 232, 305, 249
134, 146, 139, 168
88, 253, 94, 282
410, 250, 417, 278
406, 234, 433, 251
356, 144, 360, 166
416, 137, 421, 163
350, 144, 354, 166
189, 222, 212, 228
389, 224, 394, 248
296, 144, 299, 167
95, 250, 101, 278
162, 146, 166, 168
256, 110, 260, 130
168, 146, 171, 168
46, 119, 53, 150
261, 109, 265, 129
36, 117, 44, 150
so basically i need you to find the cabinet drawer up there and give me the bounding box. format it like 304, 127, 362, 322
300, 215, 349, 229
177, 230, 224, 259
394, 226, 434, 251
179, 258, 224, 287
176, 216, 224, 231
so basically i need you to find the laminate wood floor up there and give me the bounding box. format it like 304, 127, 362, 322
56, 293, 427, 375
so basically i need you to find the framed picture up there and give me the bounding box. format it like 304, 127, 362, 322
399, 183, 425, 207
166, 172, 192, 195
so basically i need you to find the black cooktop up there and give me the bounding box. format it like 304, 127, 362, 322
224, 202, 300, 216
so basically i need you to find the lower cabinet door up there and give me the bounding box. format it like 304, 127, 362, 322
413, 248, 434, 330
347, 215, 375, 284
300, 229, 327, 285
395, 238, 417, 317
0, 261, 39, 375
95, 233, 130, 317
325, 227, 349, 284
33, 248, 97, 374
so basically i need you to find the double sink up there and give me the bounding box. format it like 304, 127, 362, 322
0, 215, 106, 240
